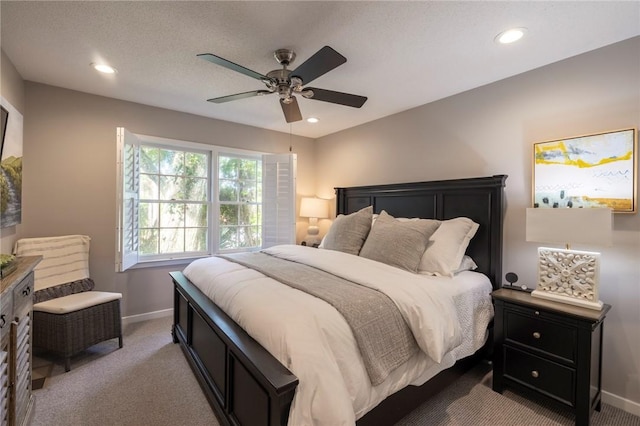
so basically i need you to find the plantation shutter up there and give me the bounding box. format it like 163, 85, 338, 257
115, 127, 140, 271
262, 153, 297, 248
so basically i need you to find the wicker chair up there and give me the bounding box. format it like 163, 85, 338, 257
14, 235, 123, 372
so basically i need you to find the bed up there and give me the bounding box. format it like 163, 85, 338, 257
171, 174, 507, 426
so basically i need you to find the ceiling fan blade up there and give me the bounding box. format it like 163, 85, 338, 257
290, 46, 346, 85
207, 90, 273, 103
198, 53, 270, 81
280, 97, 303, 123
304, 88, 367, 108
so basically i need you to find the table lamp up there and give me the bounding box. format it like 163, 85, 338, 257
525, 207, 612, 310
300, 197, 329, 247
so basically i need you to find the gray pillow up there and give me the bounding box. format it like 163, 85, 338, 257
359, 211, 441, 272
321, 206, 373, 255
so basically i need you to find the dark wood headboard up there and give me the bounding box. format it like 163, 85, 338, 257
335, 175, 507, 289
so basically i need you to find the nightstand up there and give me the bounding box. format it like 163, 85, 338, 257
492, 288, 611, 426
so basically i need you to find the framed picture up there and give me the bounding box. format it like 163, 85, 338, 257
533, 128, 637, 213
1, 105, 7, 158
1, 96, 24, 228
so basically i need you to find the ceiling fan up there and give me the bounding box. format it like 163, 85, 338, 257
198, 46, 367, 123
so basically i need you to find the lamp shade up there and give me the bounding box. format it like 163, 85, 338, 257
300, 197, 329, 219
526, 207, 613, 247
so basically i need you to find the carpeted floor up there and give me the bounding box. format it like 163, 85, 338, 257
32, 316, 640, 426
32, 317, 218, 426
396, 363, 640, 426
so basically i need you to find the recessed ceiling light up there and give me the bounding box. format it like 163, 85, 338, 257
495, 28, 527, 44
307, 117, 319, 123
91, 63, 117, 74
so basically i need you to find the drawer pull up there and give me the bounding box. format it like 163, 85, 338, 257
534, 311, 540, 315
531, 370, 539, 378
0, 314, 5, 328
22, 286, 31, 296
533, 332, 541, 339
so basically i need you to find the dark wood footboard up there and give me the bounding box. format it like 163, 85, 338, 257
171, 271, 298, 426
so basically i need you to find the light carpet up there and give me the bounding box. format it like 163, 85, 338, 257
32, 316, 639, 426
396, 363, 639, 425
32, 316, 218, 426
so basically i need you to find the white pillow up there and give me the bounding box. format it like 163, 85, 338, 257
418, 217, 479, 277
453, 255, 478, 274
372, 213, 422, 225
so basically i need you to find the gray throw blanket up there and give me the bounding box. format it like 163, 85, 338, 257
219, 251, 419, 385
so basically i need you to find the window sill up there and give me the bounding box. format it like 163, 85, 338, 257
127, 255, 210, 270
121, 247, 263, 271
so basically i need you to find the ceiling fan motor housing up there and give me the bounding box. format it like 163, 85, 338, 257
266, 69, 291, 82
266, 68, 300, 103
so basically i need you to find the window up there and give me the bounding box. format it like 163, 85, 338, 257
218, 155, 262, 250
116, 128, 296, 271
139, 146, 209, 257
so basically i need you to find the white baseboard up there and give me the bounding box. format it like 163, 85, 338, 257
602, 390, 640, 417
122, 308, 173, 326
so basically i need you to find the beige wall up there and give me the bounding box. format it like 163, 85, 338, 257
0, 49, 26, 253
19, 82, 315, 317
0, 50, 24, 112
316, 37, 640, 409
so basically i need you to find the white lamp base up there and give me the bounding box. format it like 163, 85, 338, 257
533, 247, 603, 311
531, 289, 604, 310
302, 222, 321, 247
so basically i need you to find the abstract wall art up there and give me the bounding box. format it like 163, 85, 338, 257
533, 128, 637, 213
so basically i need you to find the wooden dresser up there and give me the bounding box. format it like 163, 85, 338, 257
1, 256, 41, 426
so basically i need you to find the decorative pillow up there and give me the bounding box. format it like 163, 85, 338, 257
320, 206, 373, 255
418, 217, 479, 277
372, 213, 419, 225
359, 211, 440, 272
452, 255, 478, 274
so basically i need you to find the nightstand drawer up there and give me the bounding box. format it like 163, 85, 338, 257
504, 346, 575, 406
505, 308, 576, 363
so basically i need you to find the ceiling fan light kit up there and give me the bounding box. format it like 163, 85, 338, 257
198, 46, 367, 123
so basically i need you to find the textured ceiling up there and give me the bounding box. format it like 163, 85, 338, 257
1, 1, 639, 138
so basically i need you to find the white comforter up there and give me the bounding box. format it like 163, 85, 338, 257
183, 244, 489, 425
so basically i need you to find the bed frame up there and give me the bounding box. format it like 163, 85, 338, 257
171, 174, 507, 426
